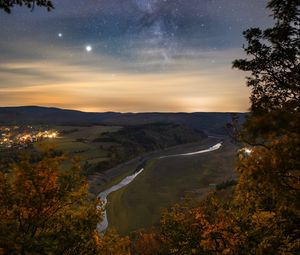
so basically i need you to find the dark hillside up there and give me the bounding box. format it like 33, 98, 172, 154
89, 123, 206, 175
0, 106, 246, 134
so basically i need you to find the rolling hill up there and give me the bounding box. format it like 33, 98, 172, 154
0, 106, 246, 134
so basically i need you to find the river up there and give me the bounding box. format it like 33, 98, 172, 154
97, 142, 222, 232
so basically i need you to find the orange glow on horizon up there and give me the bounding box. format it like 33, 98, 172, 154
0, 49, 250, 112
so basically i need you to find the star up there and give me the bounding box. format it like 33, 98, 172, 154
85, 45, 92, 52
58, 33, 63, 38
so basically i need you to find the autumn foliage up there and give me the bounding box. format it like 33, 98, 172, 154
132, 0, 300, 254
0, 145, 130, 255
0, 0, 299, 254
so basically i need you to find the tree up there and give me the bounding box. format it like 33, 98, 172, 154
232, 0, 300, 212
154, 1, 299, 254
233, 138, 300, 254
158, 194, 244, 255
0, 0, 54, 13
232, 0, 299, 141
0, 145, 130, 255
160, 204, 208, 255
129, 229, 164, 255
231, 0, 300, 253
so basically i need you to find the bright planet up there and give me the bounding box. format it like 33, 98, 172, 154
85, 45, 92, 52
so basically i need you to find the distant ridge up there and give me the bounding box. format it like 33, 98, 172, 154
0, 106, 246, 134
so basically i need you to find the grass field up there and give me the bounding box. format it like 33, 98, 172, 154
43, 123, 209, 195
42, 125, 120, 165
36, 125, 237, 235
106, 139, 237, 235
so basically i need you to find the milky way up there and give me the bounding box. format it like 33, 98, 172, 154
0, 0, 272, 112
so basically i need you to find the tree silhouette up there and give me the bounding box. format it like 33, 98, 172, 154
231, 0, 300, 253
0, 0, 54, 13
155, 1, 300, 254
233, 0, 299, 140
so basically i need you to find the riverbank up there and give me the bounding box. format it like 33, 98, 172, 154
98, 139, 236, 234
106, 138, 237, 234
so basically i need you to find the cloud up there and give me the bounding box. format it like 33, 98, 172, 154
0, 50, 249, 112
0, 0, 268, 112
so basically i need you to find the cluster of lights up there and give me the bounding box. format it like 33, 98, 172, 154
0, 126, 59, 150
239, 147, 253, 157
40, 131, 58, 139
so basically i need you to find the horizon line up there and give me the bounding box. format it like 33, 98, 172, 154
0, 105, 249, 114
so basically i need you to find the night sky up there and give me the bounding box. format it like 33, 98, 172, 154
0, 0, 272, 112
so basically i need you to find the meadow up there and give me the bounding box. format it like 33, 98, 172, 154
44, 123, 210, 197
44, 125, 120, 166
46, 126, 237, 235
106, 138, 237, 235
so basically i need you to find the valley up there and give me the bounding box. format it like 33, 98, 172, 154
105, 138, 237, 235
0, 106, 241, 236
